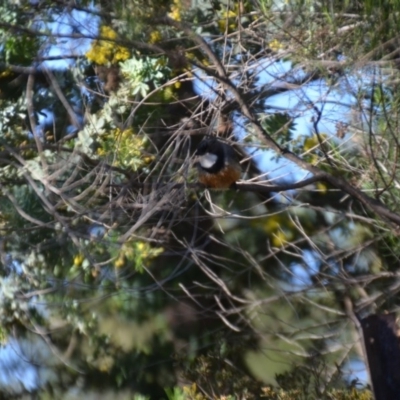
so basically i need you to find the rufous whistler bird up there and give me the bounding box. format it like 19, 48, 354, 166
195, 138, 241, 189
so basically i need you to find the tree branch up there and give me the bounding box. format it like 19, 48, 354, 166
161, 18, 400, 228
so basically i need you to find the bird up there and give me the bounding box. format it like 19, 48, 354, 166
195, 138, 241, 189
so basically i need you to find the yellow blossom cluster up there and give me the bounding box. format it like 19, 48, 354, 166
97, 128, 153, 170
149, 30, 162, 44
269, 39, 284, 52
250, 214, 295, 248
114, 241, 164, 271
168, 0, 181, 21
218, 8, 237, 32
303, 133, 328, 166
86, 26, 130, 65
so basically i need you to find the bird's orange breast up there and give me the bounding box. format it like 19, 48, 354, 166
198, 164, 241, 189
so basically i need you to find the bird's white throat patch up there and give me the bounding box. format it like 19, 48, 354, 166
200, 152, 218, 169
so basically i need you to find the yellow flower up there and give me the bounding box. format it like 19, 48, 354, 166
168, 0, 181, 21
114, 256, 125, 269
218, 9, 237, 32
149, 30, 162, 44
263, 217, 280, 232
86, 25, 129, 65
101, 26, 117, 40
269, 39, 284, 52
272, 230, 288, 247
113, 46, 130, 62
303, 135, 319, 151
303, 133, 327, 151
316, 182, 328, 194
73, 253, 84, 266
143, 156, 154, 164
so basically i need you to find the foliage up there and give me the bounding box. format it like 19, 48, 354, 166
179, 348, 373, 400
1, 0, 400, 398
119, 56, 171, 97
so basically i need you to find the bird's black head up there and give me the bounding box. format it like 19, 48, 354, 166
195, 138, 224, 155
195, 139, 226, 173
